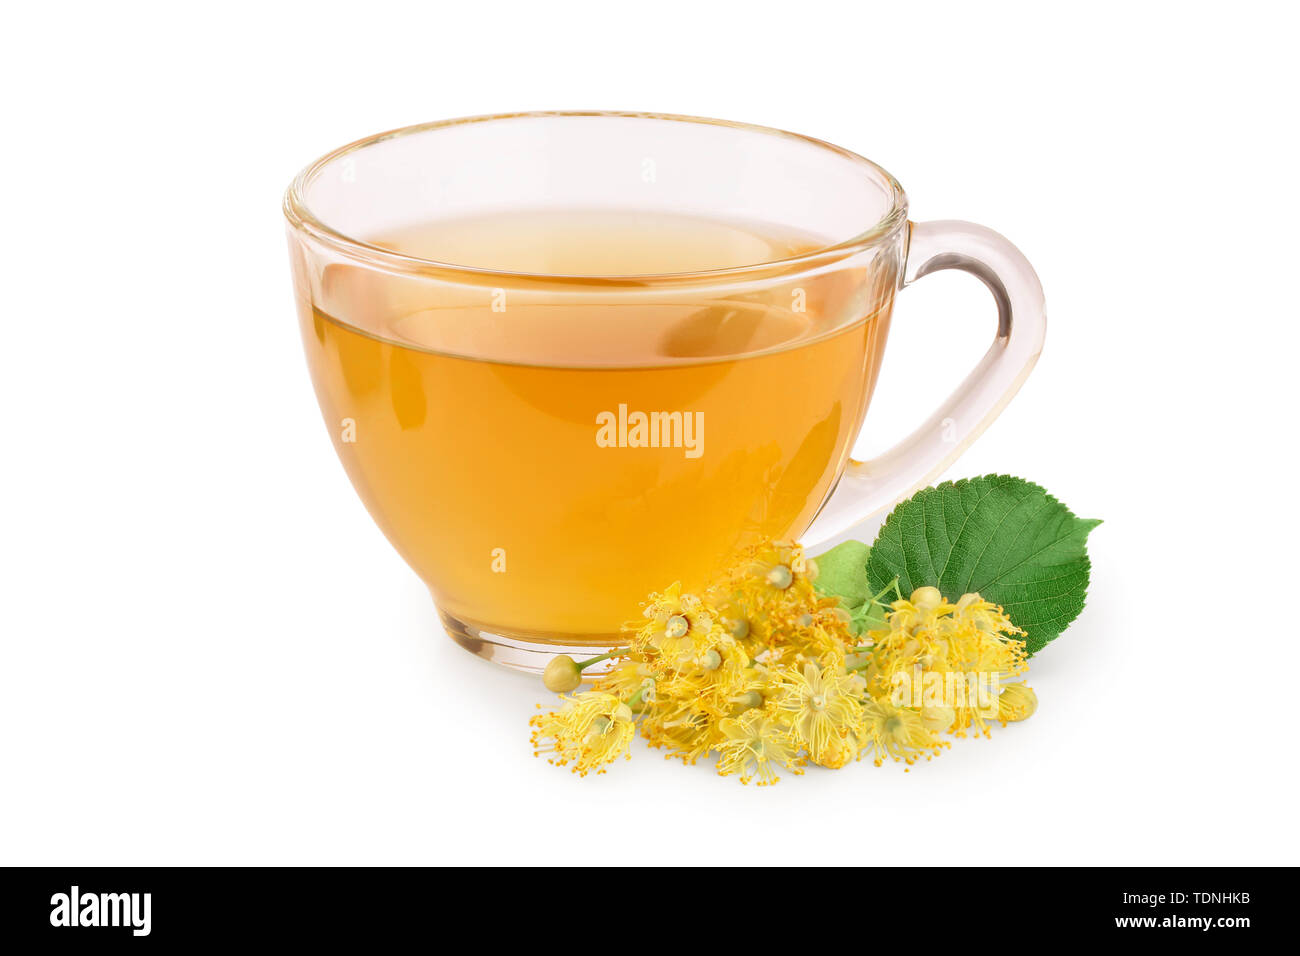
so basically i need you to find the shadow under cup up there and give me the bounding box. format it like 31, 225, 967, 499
285, 112, 910, 671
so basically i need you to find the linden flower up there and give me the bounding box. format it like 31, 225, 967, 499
944, 594, 1028, 735
729, 541, 819, 609
685, 637, 753, 706
593, 660, 654, 703
713, 597, 755, 641
861, 698, 947, 767
723, 595, 852, 673
774, 663, 865, 765
640, 704, 716, 765
947, 593, 1028, 675
752, 541, 809, 587
530, 692, 636, 776
637, 582, 716, 665
787, 611, 855, 666
866, 593, 952, 678
716, 708, 801, 786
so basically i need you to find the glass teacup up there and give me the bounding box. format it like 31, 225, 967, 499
284, 112, 1045, 671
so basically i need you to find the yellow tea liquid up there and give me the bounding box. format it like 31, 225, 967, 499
298, 209, 896, 642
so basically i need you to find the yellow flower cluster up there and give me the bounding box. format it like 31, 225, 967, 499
529, 541, 1037, 784
864, 586, 1030, 739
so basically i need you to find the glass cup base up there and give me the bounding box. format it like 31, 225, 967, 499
437, 607, 624, 675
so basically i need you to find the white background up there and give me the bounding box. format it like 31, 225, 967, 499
3, 1, 1297, 866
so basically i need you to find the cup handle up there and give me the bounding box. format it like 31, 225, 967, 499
802, 220, 1047, 548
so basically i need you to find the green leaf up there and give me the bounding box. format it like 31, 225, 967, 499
812, 539, 872, 608
865, 475, 1099, 655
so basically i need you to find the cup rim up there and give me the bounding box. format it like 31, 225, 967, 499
283, 110, 909, 286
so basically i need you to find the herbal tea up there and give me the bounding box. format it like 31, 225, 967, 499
298, 209, 898, 642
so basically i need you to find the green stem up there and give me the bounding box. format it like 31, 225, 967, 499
576, 649, 625, 672
625, 685, 648, 710
870, 577, 902, 605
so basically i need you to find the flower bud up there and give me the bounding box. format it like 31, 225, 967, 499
920, 705, 955, 733
542, 655, 582, 693
998, 683, 1038, 722
814, 734, 858, 769
910, 586, 943, 611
